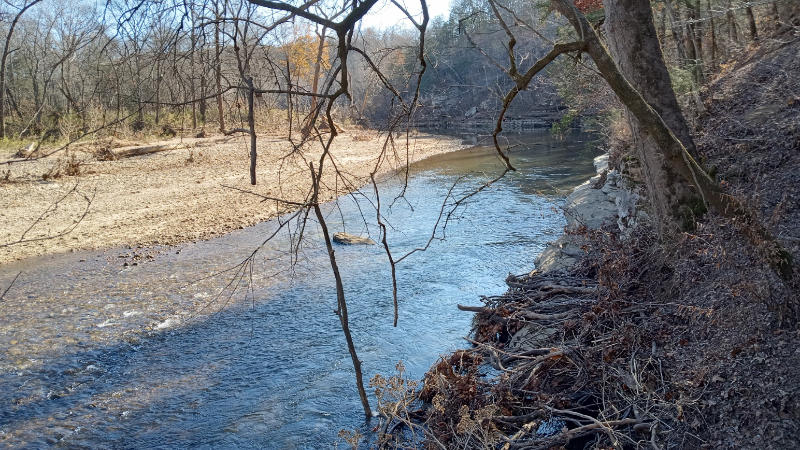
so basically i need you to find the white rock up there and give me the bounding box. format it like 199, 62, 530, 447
564, 186, 617, 231
156, 318, 179, 330
593, 154, 609, 172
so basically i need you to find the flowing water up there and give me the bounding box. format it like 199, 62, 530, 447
0, 131, 599, 448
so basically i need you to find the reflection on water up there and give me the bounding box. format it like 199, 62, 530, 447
0, 131, 599, 448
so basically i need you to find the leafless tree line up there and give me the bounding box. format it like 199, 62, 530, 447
0, 0, 429, 146
1, 0, 790, 144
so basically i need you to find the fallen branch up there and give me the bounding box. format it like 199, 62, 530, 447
510, 418, 640, 449
457, 304, 487, 313
111, 143, 189, 158
521, 311, 573, 321
224, 127, 250, 136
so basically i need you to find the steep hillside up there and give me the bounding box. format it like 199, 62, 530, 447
402, 31, 800, 449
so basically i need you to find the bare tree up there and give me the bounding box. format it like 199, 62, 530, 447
0, 0, 42, 138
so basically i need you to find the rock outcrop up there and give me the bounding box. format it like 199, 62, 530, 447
534, 154, 643, 273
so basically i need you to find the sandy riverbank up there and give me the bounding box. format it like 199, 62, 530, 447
0, 132, 466, 263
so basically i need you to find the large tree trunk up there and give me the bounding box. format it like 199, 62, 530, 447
552, 0, 791, 278
603, 0, 705, 232
604, 0, 699, 159
555, 0, 708, 234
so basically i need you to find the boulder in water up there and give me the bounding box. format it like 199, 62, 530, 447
332, 232, 376, 245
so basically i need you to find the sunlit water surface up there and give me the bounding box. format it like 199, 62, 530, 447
0, 131, 598, 448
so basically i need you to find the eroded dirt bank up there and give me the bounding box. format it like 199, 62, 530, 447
400, 32, 800, 449
0, 132, 466, 263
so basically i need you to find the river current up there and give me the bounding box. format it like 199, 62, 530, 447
0, 131, 598, 448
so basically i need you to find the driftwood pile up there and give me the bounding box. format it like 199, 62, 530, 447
375, 230, 681, 449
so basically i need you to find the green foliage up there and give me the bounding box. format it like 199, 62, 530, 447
551, 110, 577, 136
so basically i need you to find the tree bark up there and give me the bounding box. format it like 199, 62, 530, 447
246, 76, 256, 185
555, 0, 709, 233
604, 0, 699, 158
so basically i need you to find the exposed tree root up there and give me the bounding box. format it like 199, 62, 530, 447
369, 227, 694, 448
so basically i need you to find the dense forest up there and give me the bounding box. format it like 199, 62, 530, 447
1, 0, 799, 448
4, 0, 791, 142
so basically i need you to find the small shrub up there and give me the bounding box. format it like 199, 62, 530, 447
63, 154, 82, 176
336, 429, 362, 449
131, 120, 146, 132
159, 123, 177, 137
550, 110, 577, 137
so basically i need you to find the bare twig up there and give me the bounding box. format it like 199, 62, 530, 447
0, 271, 22, 302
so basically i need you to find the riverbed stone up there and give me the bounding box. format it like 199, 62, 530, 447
332, 232, 376, 245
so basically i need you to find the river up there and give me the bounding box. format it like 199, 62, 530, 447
0, 131, 598, 448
